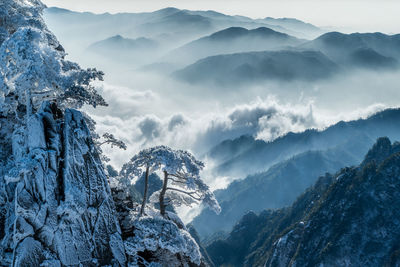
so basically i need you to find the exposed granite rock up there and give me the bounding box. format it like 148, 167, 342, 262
1, 102, 126, 266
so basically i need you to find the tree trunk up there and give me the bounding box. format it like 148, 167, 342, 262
139, 166, 150, 216
159, 171, 168, 217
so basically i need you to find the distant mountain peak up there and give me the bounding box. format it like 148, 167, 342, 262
315, 31, 398, 43
207, 26, 290, 40
208, 27, 249, 39
265, 17, 305, 23
263, 17, 321, 33
153, 7, 181, 16
158, 7, 180, 12
110, 34, 124, 40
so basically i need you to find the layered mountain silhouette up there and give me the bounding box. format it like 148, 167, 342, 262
173, 31, 400, 85
136, 10, 213, 38
196, 146, 361, 239
192, 108, 400, 238
210, 108, 400, 178
87, 35, 158, 64
44, 7, 321, 49
45, 7, 400, 86
164, 27, 304, 65
303, 32, 400, 69
89, 35, 157, 54
206, 137, 400, 266
262, 17, 321, 37
174, 50, 338, 85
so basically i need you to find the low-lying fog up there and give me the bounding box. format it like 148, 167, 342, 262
85, 68, 396, 170
44, 6, 400, 195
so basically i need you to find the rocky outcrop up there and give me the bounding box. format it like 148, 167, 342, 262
0, 1, 210, 266
258, 138, 400, 266
206, 137, 400, 267
0, 102, 126, 266
362, 136, 400, 166
124, 214, 203, 266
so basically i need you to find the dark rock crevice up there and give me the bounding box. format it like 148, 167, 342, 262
1, 102, 126, 266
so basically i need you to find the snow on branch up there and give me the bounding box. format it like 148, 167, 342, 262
98, 133, 127, 150
120, 146, 221, 217
0, 0, 107, 124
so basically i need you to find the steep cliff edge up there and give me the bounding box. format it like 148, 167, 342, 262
0, 0, 209, 265
0, 102, 207, 266
0, 102, 126, 266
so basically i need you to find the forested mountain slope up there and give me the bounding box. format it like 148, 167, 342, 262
193, 109, 400, 238
207, 137, 400, 266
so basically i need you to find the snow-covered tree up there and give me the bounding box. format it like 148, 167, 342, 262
121, 146, 221, 217
0, 0, 112, 170
95, 132, 127, 163
120, 147, 162, 216
0, 0, 49, 45
98, 133, 127, 150
0, 2, 129, 265
0, 0, 106, 125
156, 148, 221, 217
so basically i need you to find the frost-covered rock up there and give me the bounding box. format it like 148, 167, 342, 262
111, 187, 210, 267
123, 210, 203, 267
0, 102, 210, 266
0, 1, 211, 266
0, 102, 126, 266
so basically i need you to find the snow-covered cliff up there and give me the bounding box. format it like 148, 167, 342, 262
0, 102, 126, 266
0, 102, 207, 266
0, 1, 210, 266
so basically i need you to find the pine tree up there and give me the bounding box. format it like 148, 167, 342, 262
0, 0, 106, 126
121, 146, 221, 217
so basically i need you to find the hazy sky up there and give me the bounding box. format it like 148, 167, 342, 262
42, 0, 400, 33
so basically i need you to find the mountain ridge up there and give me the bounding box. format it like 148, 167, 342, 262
206, 137, 400, 266
164, 26, 304, 66
174, 50, 338, 85
192, 108, 400, 238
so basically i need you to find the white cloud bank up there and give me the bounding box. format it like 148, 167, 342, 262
88, 82, 387, 174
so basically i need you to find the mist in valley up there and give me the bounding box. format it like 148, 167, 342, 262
4, 1, 400, 266
43, 6, 400, 223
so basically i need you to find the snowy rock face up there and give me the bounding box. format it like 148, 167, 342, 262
0, 102, 208, 266
262, 137, 400, 266
111, 190, 206, 267
0, 1, 121, 264
0, 1, 210, 266
0, 102, 126, 266
124, 213, 203, 266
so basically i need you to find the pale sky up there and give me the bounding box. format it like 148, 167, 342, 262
42, 0, 400, 33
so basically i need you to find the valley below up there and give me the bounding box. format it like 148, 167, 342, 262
1, 1, 400, 266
